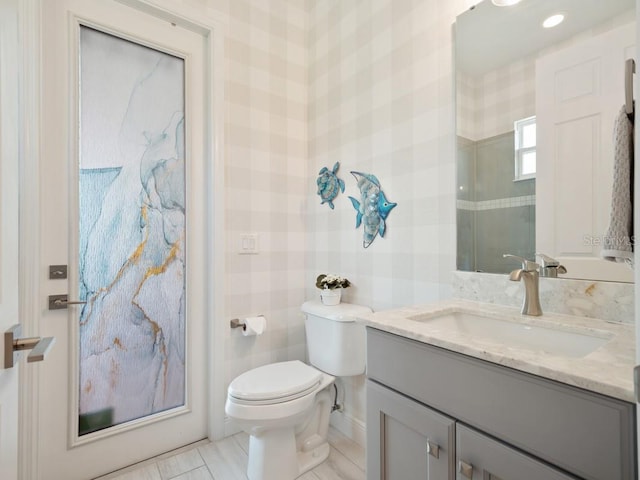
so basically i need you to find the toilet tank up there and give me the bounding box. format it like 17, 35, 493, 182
301, 301, 372, 376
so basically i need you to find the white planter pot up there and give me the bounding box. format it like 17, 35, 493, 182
320, 288, 342, 306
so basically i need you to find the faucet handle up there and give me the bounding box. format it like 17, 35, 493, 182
536, 253, 559, 267
536, 252, 567, 277
503, 254, 538, 272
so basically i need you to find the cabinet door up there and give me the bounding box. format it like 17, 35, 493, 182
367, 379, 455, 480
455, 424, 579, 480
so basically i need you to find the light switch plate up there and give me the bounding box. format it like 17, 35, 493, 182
239, 234, 259, 255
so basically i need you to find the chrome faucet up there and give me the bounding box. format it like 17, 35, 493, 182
503, 254, 542, 316
536, 253, 567, 278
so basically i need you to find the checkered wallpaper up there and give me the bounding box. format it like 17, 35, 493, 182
307, 0, 476, 311
169, 0, 633, 441
457, 58, 536, 141
217, 0, 311, 397
174, 0, 312, 403
307, 0, 477, 430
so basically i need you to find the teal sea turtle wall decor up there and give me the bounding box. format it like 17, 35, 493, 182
348, 171, 397, 248
316, 161, 345, 209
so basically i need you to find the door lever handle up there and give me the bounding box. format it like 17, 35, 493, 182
4, 324, 55, 368
48, 294, 87, 310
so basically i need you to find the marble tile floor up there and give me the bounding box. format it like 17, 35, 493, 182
95, 427, 365, 480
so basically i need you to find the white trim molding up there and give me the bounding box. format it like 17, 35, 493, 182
17, 0, 42, 479
330, 411, 367, 449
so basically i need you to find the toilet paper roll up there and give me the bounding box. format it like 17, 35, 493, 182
242, 316, 266, 336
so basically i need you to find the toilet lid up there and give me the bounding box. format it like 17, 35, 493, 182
228, 360, 323, 403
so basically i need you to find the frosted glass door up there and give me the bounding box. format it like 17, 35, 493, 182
78, 26, 186, 435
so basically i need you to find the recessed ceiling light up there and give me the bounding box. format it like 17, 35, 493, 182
543, 13, 565, 28
491, 0, 522, 6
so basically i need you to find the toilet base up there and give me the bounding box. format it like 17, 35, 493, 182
247, 427, 299, 480
297, 440, 330, 475
247, 428, 331, 480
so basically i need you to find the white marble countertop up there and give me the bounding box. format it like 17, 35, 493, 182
357, 299, 636, 402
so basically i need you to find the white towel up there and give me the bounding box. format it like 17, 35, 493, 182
601, 105, 634, 267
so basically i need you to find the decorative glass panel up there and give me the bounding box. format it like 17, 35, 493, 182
78, 26, 186, 435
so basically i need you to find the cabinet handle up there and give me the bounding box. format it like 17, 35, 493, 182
426, 440, 439, 459
458, 460, 473, 479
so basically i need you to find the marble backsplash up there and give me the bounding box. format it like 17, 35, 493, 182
452, 271, 634, 325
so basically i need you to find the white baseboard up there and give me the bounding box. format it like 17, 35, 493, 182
223, 416, 241, 438
329, 410, 366, 448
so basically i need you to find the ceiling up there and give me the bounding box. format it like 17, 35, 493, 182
456, 0, 635, 77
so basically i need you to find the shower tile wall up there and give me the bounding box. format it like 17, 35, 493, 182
476, 133, 535, 273
456, 136, 475, 272
456, 49, 537, 274
457, 132, 535, 273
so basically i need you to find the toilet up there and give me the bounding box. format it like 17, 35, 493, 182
225, 300, 372, 480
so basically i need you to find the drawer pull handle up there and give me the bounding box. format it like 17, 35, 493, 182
426, 440, 439, 459
458, 460, 473, 479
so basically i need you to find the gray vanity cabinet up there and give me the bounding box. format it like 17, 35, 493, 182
366, 327, 636, 480
367, 379, 454, 479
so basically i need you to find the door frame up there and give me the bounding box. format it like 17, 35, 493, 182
636, 1, 640, 475
18, 1, 226, 477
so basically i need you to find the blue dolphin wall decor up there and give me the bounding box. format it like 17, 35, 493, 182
348, 171, 397, 248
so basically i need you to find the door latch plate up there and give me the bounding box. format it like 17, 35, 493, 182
48, 265, 67, 279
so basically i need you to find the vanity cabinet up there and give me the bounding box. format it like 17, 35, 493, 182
367, 379, 454, 479
366, 328, 636, 480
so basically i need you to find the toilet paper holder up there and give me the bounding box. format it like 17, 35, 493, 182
230, 316, 264, 331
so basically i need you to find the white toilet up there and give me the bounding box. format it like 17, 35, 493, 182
225, 300, 372, 480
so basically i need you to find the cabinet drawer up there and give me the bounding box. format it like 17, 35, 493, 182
366, 328, 636, 480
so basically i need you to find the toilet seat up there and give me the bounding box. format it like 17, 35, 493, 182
228, 360, 323, 405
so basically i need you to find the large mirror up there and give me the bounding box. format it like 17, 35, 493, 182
455, 0, 635, 282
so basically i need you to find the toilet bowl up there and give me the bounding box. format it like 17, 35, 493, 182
226, 361, 334, 480
225, 301, 372, 480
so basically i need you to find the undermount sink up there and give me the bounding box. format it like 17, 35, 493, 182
407, 310, 612, 358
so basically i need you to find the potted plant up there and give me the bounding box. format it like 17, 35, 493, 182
316, 274, 351, 305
